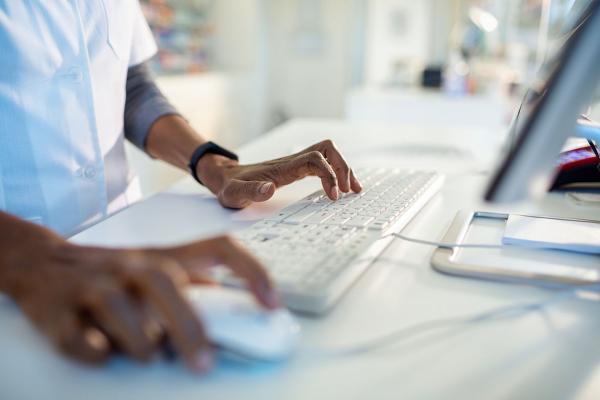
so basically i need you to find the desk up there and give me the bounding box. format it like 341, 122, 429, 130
345, 87, 510, 132
2, 119, 600, 400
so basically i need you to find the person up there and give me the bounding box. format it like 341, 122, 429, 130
0, 1, 362, 372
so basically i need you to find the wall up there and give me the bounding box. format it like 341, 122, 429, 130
211, 0, 270, 143
364, 0, 431, 86
264, 0, 366, 125
364, 0, 460, 86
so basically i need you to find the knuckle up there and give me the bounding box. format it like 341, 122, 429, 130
82, 283, 118, 307
307, 150, 324, 161
142, 266, 174, 288
104, 251, 148, 279
322, 139, 334, 148
146, 262, 189, 290
335, 164, 350, 174
114, 252, 145, 274
306, 151, 326, 168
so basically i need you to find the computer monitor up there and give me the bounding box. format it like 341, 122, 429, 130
485, 0, 600, 203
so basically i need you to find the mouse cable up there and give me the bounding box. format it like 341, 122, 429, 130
307, 283, 600, 359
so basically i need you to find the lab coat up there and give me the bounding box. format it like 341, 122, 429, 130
0, 0, 157, 236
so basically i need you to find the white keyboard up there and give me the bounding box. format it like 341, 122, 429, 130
217, 169, 444, 314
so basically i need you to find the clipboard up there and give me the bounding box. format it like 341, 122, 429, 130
431, 210, 600, 286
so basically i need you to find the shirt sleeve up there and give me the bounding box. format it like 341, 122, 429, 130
124, 62, 180, 151
129, 2, 158, 67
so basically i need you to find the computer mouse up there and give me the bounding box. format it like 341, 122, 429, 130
186, 286, 301, 362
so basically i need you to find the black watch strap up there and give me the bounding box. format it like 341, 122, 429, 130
188, 141, 239, 185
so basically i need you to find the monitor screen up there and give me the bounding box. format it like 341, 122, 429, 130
485, 0, 600, 203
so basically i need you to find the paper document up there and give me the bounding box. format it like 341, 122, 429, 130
503, 215, 600, 254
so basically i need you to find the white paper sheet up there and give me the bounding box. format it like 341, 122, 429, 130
503, 214, 600, 254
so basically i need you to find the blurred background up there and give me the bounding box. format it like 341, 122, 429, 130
129, 0, 600, 196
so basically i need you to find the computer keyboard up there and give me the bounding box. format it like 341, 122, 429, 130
214, 168, 444, 314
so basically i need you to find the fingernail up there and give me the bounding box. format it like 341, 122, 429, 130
189, 350, 213, 373
266, 289, 281, 309
259, 182, 273, 195
331, 186, 339, 200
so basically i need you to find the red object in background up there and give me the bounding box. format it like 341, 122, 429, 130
551, 146, 600, 191
557, 146, 598, 171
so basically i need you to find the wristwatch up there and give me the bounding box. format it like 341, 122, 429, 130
188, 141, 239, 185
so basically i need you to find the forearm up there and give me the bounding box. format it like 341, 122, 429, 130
145, 114, 206, 170
145, 115, 237, 194
124, 62, 237, 194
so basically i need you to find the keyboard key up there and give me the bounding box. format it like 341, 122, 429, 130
345, 215, 374, 227
220, 169, 444, 313
284, 207, 320, 224
268, 202, 310, 221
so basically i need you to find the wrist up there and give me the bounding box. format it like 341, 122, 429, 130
196, 154, 238, 194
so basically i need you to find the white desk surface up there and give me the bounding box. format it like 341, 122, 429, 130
2, 119, 600, 400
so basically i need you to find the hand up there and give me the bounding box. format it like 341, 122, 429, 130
5, 235, 278, 373
198, 139, 363, 209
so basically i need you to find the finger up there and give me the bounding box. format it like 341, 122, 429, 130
136, 302, 165, 350
212, 237, 280, 309
219, 179, 276, 209
132, 261, 213, 373
160, 237, 279, 309
188, 274, 219, 286
349, 168, 363, 193
50, 311, 111, 365
80, 283, 155, 363
319, 140, 352, 193
283, 151, 339, 200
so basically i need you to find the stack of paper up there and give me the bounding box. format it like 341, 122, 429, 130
503, 215, 600, 255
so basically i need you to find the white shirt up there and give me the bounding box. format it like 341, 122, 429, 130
0, 0, 157, 236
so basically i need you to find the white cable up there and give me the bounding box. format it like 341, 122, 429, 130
307, 284, 600, 359
389, 232, 504, 249
301, 233, 600, 359
389, 232, 594, 252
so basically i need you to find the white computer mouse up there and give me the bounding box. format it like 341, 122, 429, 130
186, 286, 301, 362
